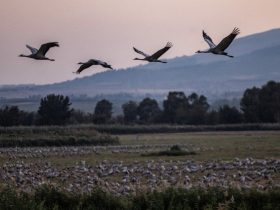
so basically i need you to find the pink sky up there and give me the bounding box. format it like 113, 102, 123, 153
0, 0, 279, 84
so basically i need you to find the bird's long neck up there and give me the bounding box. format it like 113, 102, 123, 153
134, 58, 146, 61
19, 54, 31, 58
196, 49, 210, 53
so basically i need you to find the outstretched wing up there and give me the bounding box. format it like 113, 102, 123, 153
93, 60, 113, 69
37, 42, 59, 56
75, 62, 94, 74
215, 28, 240, 51
26, 45, 38, 54
133, 47, 150, 57
150, 42, 173, 59
202, 31, 216, 49
101, 62, 113, 69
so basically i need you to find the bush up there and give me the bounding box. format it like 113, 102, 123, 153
143, 145, 197, 157
170, 144, 182, 151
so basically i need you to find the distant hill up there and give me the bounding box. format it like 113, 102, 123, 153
1, 28, 280, 100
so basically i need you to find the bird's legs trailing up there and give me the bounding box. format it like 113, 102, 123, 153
156, 60, 167, 63
221, 52, 234, 58
195, 50, 210, 54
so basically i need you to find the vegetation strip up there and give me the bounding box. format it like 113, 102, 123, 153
0, 187, 280, 210
0, 126, 119, 147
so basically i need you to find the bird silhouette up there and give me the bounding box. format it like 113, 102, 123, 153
133, 42, 173, 63
19, 42, 59, 61
74, 59, 113, 74
196, 28, 240, 58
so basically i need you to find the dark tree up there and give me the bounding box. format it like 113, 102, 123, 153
69, 109, 92, 124
37, 94, 73, 125
241, 81, 280, 123
19, 111, 35, 126
187, 93, 209, 124
219, 105, 243, 124
122, 101, 138, 123
93, 99, 113, 124
0, 106, 21, 126
188, 93, 199, 106
0, 106, 34, 126
206, 110, 219, 125
163, 92, 189, 124
240, 87, 261, 123
137, 97, 161, 123
258, 81, 280, 123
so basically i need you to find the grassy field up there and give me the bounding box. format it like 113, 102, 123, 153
0, 128, 279, 170
0, 129, 280, 209
117, 131, 280, 160
0, 128, 279, 165
4, 130, 277, 167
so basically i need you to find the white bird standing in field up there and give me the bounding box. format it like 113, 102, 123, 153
74, 59, 113, 74
19, 42, 59, 61
133, 42, 173, 63
196, 28, 240, 58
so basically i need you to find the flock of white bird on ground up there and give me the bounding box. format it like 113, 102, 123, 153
19, 28, 240, 74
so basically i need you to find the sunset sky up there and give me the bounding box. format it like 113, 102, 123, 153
0, 0, 279, 85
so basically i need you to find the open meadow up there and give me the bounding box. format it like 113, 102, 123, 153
0, 127, 280, 197
0, 127, 280, 209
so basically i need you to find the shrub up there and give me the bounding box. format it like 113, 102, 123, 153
143, 145, 197, 157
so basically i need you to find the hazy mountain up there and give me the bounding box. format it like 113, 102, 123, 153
1, 28, 280, 100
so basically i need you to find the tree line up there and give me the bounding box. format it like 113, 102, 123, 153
0, 81, 279, 126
